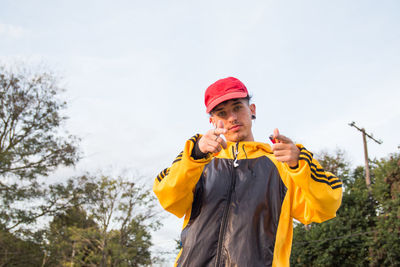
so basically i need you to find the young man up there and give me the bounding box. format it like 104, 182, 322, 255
153, 77, 342, 267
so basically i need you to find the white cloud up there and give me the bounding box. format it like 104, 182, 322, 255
0, 23, 26, 39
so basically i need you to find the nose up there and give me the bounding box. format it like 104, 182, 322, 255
227, 110, 238, 122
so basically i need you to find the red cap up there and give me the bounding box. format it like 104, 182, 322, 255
204, 77, 248, 113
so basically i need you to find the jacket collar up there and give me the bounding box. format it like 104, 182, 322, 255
216, 141, 273, 159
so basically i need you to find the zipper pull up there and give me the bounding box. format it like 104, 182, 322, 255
233, 142, 239, 168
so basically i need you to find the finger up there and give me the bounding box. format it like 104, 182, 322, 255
219, 137, 227, 149
275, 155, 292, 163
205, 145, 217, 153
207, 143, 222, 153
214, 128, 227, 135
211, 145, 222, 153
215, 120, 227, 135
273, 128, 293, 144
275, 134, 293, 144
272, 143, 291, 151
207, 128, 223, 138
272, 149, 287, 157
273, 128, 280, 139
273, 148, 292, 158
217, 120, 224, 129
208, 140, 222, 150
210, 138, 227, 152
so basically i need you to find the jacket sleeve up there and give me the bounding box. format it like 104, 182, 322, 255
283, 145, 343, 224
153, 134, 212, 218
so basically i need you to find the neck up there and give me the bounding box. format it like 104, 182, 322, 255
227, 133, 255, 143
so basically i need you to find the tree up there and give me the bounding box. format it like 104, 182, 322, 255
43, 206, 98, 266
0, 64, 163, 266
0, 64, 80, 231
44, 174, 160, 266
291, 150, 400, 266
316, 149, 352, 187
290, 150, 376, 266
0, 228, 44, 266
369, 153, 400, 266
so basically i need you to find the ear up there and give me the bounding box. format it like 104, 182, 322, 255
209, 116, 217, 127
250, 103, 256, 117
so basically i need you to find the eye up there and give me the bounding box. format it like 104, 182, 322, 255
217, 111, 226, 118
233, 105, 242, 112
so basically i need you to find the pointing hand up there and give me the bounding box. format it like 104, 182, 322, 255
198, 120, 228, 154
271, 128, 300, 168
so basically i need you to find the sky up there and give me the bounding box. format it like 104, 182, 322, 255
1, 0, 399, 264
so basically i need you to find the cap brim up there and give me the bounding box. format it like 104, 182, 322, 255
206, 91, 248, 113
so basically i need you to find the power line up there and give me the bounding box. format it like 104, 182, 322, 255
348, 122, 382, 145
349, 122, 382, 188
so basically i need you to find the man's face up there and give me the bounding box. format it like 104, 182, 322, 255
210, 98, 256, 142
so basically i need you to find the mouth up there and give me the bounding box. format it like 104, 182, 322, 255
229, 125, 242, 132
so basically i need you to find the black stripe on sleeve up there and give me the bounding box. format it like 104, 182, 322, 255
172, 158, 182, 164
300, 152, 325, 173
189, 138, 196, 145
299, 155, 312, 166
300, 147, 314, 157
300, 151, 312, 162
310, 173, 342, 187
189, 134, 201, 144
300, 148, 329, 174
156, 168, 169, 182
299, 156, 335, 179
330, 179, 342, 186
172, 151, 183, 164
310, 163, 326, 174
310, 167, 336, 180
332, 184, 343, 189
299, 156, 342, 189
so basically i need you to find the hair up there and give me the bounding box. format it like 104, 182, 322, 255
209, 95, 252, 116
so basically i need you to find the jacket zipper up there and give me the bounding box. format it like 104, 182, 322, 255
215, 142, 239, 267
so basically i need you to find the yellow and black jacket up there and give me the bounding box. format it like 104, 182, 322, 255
153, 134, 342, 267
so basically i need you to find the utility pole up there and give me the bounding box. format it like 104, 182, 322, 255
349, 122, 382, 188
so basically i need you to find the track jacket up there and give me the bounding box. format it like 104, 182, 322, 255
153, 134, 343, 267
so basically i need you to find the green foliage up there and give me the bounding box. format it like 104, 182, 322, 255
175, 238, 182, 252
317, 149, 352, 187
43, 206, 98, 266
0, 64, 162, 266
42, 174, 160, 267
369, 153, 400, 266
291, 168, 374, 266
0, 64, 80, 230
0, 228, 44, 266
291, 150, 373, 266
291, 150, 400, 267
